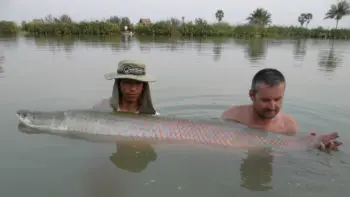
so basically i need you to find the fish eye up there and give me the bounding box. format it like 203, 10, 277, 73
21, 112, 27, 118
17, 110, 28, 118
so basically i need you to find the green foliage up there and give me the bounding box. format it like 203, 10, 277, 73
324, 0, 350, 28
19, 14, 129, 36
246, 8, 272, 27
0, 21, 19, 35
298, 13, 313, 27
215, 10, 224, 22
21, 21, 120, 36
133, 22, 350, 39
2, 3, 350, 40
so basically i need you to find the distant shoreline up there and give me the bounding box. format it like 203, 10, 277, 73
1, 1, 350, 40
1, 24, 350, 40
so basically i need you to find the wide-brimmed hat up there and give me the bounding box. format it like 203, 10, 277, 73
104, 60, 155, 82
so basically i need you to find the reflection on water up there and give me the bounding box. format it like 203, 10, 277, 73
240, 148, 273, 191
25, 35, 133, 55
0, 35, 18, 49
0, 53, 4, 78
137, 36, 153, 52
83, 142, 157, 197
30, 36, 75, 55
17, 35, 346, 75
212, 39, 224, 62
0, 37, 11, 78
194, 39, 204, 53
245, 39, 267, 63
233, 39, 267, 64
139, 36, 185, 52
318, 40, 343, 72
110, 143, 157, 173
293, 39, 307, 62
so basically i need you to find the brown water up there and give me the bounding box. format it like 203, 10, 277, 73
1, 35, 350, 197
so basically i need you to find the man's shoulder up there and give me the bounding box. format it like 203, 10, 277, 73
221, 104, 251, 122
279, 112, 298, 134
221, 104, 250, 117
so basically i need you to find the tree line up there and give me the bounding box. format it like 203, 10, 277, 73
1, 0, 350, 39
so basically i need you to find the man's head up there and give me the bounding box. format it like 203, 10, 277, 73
249, 68, 286, 119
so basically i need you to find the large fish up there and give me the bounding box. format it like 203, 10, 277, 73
15, 109, 326, 150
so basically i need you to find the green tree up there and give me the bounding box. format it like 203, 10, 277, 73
59, 14, 72, 23
246, 8, 272, 27
44, 14, 55, 23
298, 14, 306, 26
324, 0, 350, 29
195, 18, 207, 25
304, 13, 313, 27
215, 9, 224, 22
107, 16, 121, 24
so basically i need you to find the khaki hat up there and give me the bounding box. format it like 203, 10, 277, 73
104, 60, 155, 82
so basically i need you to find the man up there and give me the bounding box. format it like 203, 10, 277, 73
93, 59, 158, 115
221, 68, 342, 151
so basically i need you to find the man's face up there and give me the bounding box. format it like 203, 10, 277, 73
249, 82, 285, 119
119, 79, 144, 102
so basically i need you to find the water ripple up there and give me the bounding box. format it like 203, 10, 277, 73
2, 35, 350, 196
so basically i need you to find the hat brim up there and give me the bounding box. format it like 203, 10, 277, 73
104, 72, 156, 82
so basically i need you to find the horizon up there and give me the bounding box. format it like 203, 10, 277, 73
1, 0, 350, 29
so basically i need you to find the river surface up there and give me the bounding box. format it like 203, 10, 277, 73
1, 35, 350, 197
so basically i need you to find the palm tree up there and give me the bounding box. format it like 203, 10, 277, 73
246, 8, 272, 27
298, 13, 313, 27
215, 9, 224, 22
324, 0, 350, 29
298, 14, 307, 27
304, 13, 313, 27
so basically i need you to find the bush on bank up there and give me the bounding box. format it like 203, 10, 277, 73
0, 21, 19, 35
133, 21, 350, 39
1, 17, 350, 39
21, 21, 121, 36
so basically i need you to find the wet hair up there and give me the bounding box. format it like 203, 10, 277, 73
251, 68, 285, 93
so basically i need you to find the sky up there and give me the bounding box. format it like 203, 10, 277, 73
0, 0, 349, 29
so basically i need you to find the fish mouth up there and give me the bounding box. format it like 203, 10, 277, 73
17, 123, 42, 134
16, 110, 32, 125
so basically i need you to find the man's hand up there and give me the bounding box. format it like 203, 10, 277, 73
310, 132, 343, 151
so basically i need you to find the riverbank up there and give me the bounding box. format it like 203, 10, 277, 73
2, 12, 350, 40
1, 20, 350, 40
134, 23, 350, 39
2, 1, 350, 39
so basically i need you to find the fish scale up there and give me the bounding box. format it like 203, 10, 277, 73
113, 116, 284, 147
15, 109, 315, 149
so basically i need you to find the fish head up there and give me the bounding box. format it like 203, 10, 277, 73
16, 110, 36, 126
16, 110, 56, 134
16, 109, 52, 127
